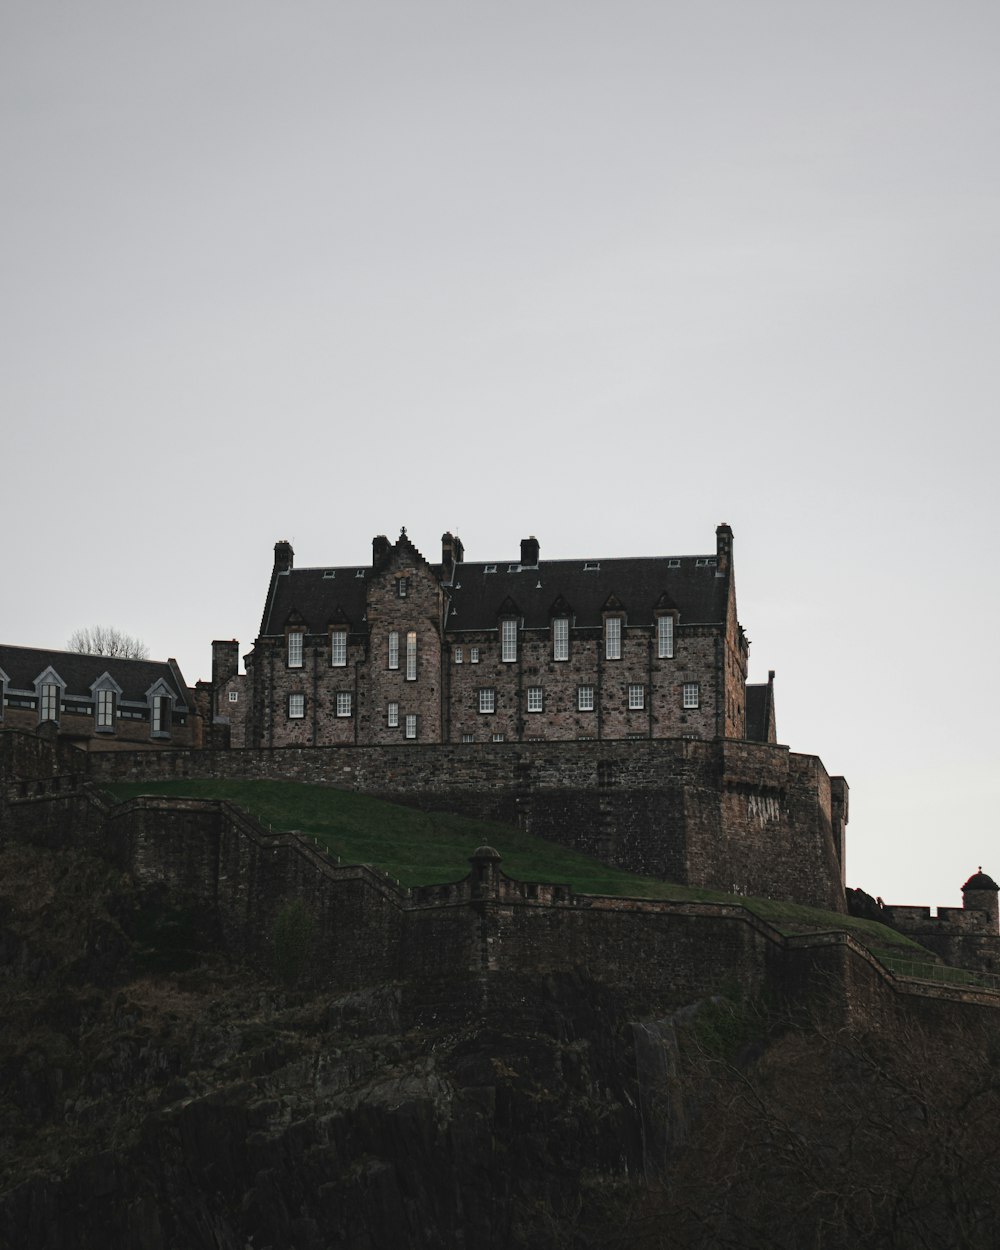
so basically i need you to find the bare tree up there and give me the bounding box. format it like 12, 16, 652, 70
67, 626, 149, 660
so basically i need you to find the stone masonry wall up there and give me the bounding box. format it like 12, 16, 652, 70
84, 735, 846, 911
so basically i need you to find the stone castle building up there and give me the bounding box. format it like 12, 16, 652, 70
218, 523, 776, 752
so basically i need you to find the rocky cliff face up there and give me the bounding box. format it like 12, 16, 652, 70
0, 838, 691, 1250
5, 836, 1000, 1250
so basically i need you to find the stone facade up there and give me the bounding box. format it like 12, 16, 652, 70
244, 524, 755, 749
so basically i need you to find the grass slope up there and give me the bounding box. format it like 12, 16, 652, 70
104, 778, 924, 955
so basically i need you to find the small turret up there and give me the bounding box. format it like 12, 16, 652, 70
962, 868, 999, 934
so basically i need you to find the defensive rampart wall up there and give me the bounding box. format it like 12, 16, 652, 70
76, 735, 845, 911
2, 757, 997, 1033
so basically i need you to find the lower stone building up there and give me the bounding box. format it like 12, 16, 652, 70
0, 643, 197, 750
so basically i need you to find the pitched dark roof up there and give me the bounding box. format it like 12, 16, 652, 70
263, 568, 369, 635
0, 644, 190, 707
445, 556, 727, 631
260, 553, 729, 636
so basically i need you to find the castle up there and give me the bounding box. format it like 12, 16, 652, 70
214, 523, 771, 749
193, 523, 847, 912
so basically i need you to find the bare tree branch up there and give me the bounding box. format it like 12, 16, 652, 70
66, 626, 149, 660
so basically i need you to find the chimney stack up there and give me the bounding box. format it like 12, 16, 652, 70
372, 534, 391, 566
715, 523, 733, 576
520, 535, 540, 567
273, 540, 294, 572
442, 532, 465, 580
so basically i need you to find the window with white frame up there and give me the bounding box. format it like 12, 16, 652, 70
628, 683, 645, 710
96, 689, 116, 729
454, 647, 463, 664
336, 692, 352, 717
330, 628, 347, 667
479, 688, 495, 714
289, 694, 305, 718
605, 617, 622, 660
228, 690, 239, 703
152, 695, 172, 733
470, 647, 480, 663
405, 631, 417, 680
501, 618, 517, 663
405, 713, 417, 739
578, 685, 594, 711
388, 701, 399, 727
492, 732, 505, 742
553, 616, 569, 661
388, 631, 399, 670
527, 687, 543, 713
657, 615, 675, 659
683, 682, 700, 709
287, 632, 304, 667
461, 732, 474, 743
396, 576, 408, 598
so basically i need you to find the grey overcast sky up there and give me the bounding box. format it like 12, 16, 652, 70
3, 2, 998, 908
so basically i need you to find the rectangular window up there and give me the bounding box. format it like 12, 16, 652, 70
461, 733, 475, 743
396, 576, 408, 598
492, 732, 505, 742
501, 618, 517, 663
288, 694, 305, 719
388, 631, 399, 670
628, 683, 645, 710
388, 701, 399, 727
330, 628, 347, 667
578, 685, 594, 711
454, 647, 463, 664
527, 687, 543, 713
336, 692, 352, 717
96, 689, 115, 729
657, 616, 675, 659
405, 631, 417, 681
605, 618, 621, 660
553, 617, 569, 661
228, 690, 239, 703
405, 713, 417, 739
479, 688, 495, 714
470, 647, 480, 664
327, 628, 347, 666
152, 695, 172, 733
683, 682, 700, 709
287, 632, 303, 668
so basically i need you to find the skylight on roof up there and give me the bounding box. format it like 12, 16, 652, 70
583, 562, 600, 571
484, 565, 496, 574
323, 571, 336, 579
667, 559, 681, 568
355, 569, 366, 578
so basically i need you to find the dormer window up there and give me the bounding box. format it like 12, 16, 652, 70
40, 683, 60, 723
90, 675, 123, 730
152, 694, 172, 735
287, 631, 304, 668
34, 667, 66, 724
96, 689, 117, 731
